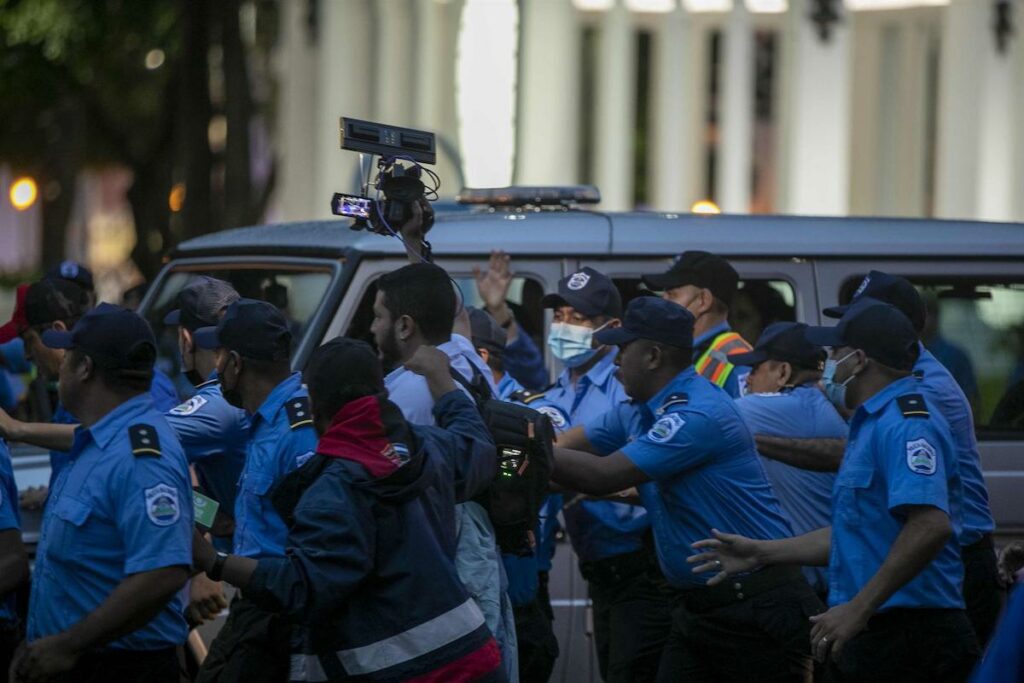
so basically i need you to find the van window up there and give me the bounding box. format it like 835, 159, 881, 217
838, 277, 1024, 434
614, 277, 796, 344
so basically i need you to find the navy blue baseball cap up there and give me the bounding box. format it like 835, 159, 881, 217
805, 298, 919, 371
642, 251, 740, 307
730, 322, 825, 369
42, 303, 157, 370
46, 260, 95, 292
193, 298, 292, 361
467, 307, 507, 354
824, 271, 926, 333
595, 296, 694, 350
164, 276, 240, 332
541, 267, 622, 318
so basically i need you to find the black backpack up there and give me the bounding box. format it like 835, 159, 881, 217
450, 367, 555, 556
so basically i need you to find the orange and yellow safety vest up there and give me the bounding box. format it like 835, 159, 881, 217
694, 331, 753, 388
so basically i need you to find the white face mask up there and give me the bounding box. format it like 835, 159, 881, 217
547, 321, 608, 368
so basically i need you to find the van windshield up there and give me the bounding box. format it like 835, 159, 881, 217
143, 265, 334, 394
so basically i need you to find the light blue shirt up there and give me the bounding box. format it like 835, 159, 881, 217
545, 349, 649, 564
165, 374, 249, 552
0, 439, 20, 625
736, 385, 847, 594
829, 376, 964, 611
496, 373, 524, 401
385, 335, 497, 426
28, 394, 192, 649
233, 373, 317, 559
586, 368, 793, 587
915, 345, 994, 546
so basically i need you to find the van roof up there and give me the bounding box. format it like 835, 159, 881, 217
171, 212, 1024, 260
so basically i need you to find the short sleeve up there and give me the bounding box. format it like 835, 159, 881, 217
621, 410, 717, 480
166, 397, 249, 463
583, 403, 637, 456
879, 416, 953, 516
115, 451, 193, 575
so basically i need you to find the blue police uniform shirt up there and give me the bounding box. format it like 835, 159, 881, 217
828, 375, 964, 611
48, 374, 183, 488
385, 335, 498, 426
234, 372, 317, 559
545, 349, 649, 564
736, 385, 847, 594
693, 321, 749, 399
970, 578, 1024, 683
165, 373, 249, 552
502, 322, 549, 391
915, 345, 994, 546
586, 367, 793, 587
496, 373, 524, 401
28, 394, 193, 649
0, 439, 20, 625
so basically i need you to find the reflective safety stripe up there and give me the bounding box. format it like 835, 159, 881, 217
695, 332, 752, 388
289, 654, 328, 682
337, 599, 486, 675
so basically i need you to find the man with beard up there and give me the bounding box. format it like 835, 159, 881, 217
191, 298, 317, 683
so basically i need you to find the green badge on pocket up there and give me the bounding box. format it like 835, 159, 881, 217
193, 491, 220, 529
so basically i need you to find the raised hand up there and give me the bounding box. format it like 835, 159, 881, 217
473, 251, 514, 324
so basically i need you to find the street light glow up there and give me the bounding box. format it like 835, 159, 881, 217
9, 178, 38, 211
691, 199, 721, 214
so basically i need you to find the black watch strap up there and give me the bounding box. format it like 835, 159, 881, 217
208, 552, 229, 581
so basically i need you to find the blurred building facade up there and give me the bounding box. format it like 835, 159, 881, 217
275, 0, 1024, 221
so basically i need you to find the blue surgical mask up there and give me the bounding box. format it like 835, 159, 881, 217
821, 350, 859, 409
547, 321, 606, 368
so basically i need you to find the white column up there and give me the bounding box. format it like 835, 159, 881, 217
717, 2, 754, 213
314, 0, 372, 217
975, 21, 1018, 221
594, 1, 637, 210
776, 0, 852, 215
375, 0, 415, 126
516, 0, 581, 185
1016, 28, 1024, 221
651, 5, 701, 211
275, 0, 319, 220
934, 0, 986, 219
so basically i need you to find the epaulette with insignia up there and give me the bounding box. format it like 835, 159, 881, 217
897, 394, 930, 419
285, 396, 314, 430
509, 389, 546, 405
129, 424, 161, 457
656, 392, 689, 416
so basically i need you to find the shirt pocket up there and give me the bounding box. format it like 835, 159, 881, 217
834, 467, 877, 526
47, 496, 94, 562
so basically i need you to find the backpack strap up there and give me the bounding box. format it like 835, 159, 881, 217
448, 362, 495, 406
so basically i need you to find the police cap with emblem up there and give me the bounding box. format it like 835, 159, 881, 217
823, 270, 926, 334
163, 276, 241, 332
541, 267, 622, 318
193, 298, 292, 361
41, 302, 157, 371
804, 298, 919, 371
46, 260, 95, 293
730, 322, 825, 370
595, 296, 694, 350
641, 251, 740, 307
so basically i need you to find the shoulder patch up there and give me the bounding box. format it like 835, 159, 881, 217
535, 405, 569, 430
169, 395, 208, 417
145, 484, 180, 526
285, 396, 314, 430
129, 424, 161, 457
646, 413, 686, 443
897, 394, 930, 419
656, 392, 689, 416
509, 389, 545, 405
906, 438, 937, 475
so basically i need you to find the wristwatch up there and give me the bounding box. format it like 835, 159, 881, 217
208, 551, 230, 581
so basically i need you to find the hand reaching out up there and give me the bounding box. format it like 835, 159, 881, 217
687, 528, 763, 586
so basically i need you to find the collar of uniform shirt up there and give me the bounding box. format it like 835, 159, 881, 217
643, 366, 699, 416
82, 392, 154, 450
856, 373, 919, 416
254, 371, 304, 424
558, 346, 620, 390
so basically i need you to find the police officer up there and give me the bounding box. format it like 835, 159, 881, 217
540, 268, 670, 683
12, 304, 192, 682
689, 299, 979, 682
467, 307, 524, 399
162, 277, 249, 623
730, 322, 847, 597
191, 298, 318, 683
642, 251, 753, 397
552, 297, 820, 682
0, 436, 28, 680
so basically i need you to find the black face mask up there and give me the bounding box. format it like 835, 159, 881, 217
217, 371, 245, 409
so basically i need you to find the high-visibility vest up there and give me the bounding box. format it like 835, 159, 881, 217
694, 331, 752, 388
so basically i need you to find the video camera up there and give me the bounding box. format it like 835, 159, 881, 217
331, 118, 440, 235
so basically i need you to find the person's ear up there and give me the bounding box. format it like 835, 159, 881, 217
77, 354, 95, 383
396, 315, 415, 342
477, 347, 491, 365
778, 361, 794, 388
646, 343, 662, 371
180, 328, 195, 355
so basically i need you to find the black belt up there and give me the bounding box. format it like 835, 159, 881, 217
865, 607, 967, 631
964, 533, 994, 554
671, 565, 803, 614
579, 549, 656, 587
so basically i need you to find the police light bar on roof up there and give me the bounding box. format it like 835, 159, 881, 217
456, 186, 601, 207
